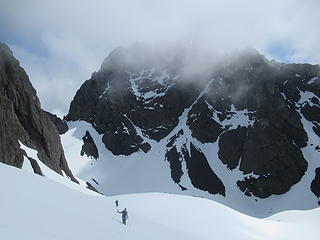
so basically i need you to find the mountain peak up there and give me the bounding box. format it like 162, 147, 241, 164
0, 42, 13, 56
64, 43, 320, 215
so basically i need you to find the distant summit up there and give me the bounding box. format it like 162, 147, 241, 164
64, 43, 320, 216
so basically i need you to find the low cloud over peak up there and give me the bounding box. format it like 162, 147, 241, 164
0, 0, 319, 114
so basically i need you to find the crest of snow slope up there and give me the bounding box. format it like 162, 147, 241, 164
1, 162, 319, 240
19, 141, 95, 195
61, 77, 320, 218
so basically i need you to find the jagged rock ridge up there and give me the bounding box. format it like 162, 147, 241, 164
66, 44, 320, 200
0, 43, 77, 182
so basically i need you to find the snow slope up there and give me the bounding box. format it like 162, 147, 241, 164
61, 121, 179, 195
1, 162, 319, 240
19, 141, 95, 195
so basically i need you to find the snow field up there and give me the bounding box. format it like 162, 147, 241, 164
1, 162, 319, 240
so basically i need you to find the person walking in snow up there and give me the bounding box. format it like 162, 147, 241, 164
117, 208, 128, 225
115, 200, 118, 207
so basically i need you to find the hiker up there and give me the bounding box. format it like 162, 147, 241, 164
117, 208, 128, 225
115, 200, 118, 207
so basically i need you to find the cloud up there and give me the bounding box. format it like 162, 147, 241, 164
0, 0, 319, 114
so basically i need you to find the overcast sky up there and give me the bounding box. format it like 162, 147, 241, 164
0, 0, 319, 116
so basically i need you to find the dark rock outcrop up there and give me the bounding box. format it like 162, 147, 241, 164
165, 146, 183, 184
182, 143, 225, 196
86, 182, 101, 194
218, 127, 248, 170
28, 157, 43, 176
311, 168, 320, 198
233, 121, 307, 198
0, 43, 77, 182
301, 104, 320, 123
313, 124, 320, 137
45, 111, 69, 134
81, 131, 99, 159
187, 99, 223, 143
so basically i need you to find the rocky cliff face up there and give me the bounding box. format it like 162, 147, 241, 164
45, 111, 69, 135
0, 43, 77, 182
65, 44, 320, 200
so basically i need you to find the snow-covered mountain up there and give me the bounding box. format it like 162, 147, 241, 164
1, 162, 320, 240
61, 43, 320, 217
1, 41, 319, 223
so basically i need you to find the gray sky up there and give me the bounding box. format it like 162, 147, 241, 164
0, 0, 319, 116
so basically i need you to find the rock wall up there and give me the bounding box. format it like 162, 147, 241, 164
0, 43, 77, 183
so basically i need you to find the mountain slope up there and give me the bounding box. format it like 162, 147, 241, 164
63, 44, 320, 216
1, 162, 319, 240
0, 42, 77, 182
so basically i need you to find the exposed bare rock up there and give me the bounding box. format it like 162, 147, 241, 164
311, 168, 320, 198
81, 131, 99, 159
0, 42, 77, 183
45, 111, 69, 134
